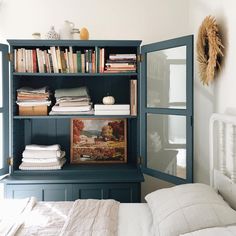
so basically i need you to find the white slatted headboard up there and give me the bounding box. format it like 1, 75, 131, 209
209, 113, 236, 209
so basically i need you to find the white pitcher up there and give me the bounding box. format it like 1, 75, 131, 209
59, 20, 74, 39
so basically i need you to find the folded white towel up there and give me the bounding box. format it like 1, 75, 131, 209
25, 144, 61, 151
22, 149, 64, 159
19, 158, 66, 170
22, 152, 65, 163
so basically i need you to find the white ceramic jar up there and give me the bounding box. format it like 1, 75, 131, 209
60, 20, 74, 39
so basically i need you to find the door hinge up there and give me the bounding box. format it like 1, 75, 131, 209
7, 52, 13, 62
137, 54, 143, 62
7, 157, 13, 166
137, 156, 143, 165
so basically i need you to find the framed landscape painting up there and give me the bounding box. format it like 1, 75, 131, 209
71, 118, 127, 164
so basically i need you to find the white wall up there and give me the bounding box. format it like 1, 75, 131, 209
0, 0, 189, 43
188, 0, 236, 184
0, 0, 190, 199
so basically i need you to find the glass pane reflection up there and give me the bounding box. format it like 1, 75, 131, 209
147, 46, 186, 109
147, 113, 186, 179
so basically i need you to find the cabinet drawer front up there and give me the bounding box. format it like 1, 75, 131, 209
72, 183, 140, 203
5, 184, 72, 201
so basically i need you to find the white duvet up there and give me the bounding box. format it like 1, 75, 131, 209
3, 200, 153, 236
181, 225, 236, 236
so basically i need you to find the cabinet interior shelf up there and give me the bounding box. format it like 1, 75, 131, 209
13, 72, 138, 78
10, 163, 144, 183
13, 115, 137, 119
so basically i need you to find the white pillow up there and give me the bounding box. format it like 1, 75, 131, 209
145, 183, 236, 236
214, 169, 236, 210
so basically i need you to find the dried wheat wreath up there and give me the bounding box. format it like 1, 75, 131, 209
197, 16, 224, 85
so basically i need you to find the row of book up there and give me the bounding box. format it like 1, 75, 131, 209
14, 47, 137, 74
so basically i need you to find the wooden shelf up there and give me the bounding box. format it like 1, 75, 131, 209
7, 164, 144, 184
13, 72, 138, 77
13, 115, 137, 119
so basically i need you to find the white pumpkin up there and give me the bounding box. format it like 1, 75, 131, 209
102, 96, 115, 105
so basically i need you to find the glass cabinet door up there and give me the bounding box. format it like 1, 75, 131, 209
140, 35, 193, 184
0, 44, 9, 176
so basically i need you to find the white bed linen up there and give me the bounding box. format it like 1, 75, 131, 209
118, 203, 154, 236
15, 201, 153, 236
181, 225, 236, 236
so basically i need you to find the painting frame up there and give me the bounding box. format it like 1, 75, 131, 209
70, 118, 127, 164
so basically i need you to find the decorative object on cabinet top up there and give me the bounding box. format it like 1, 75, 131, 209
197, 15, 224, 85
80, 27, 89, 40
59, 20, 75, 39
32, 32, 41, 39
45, 26, 60, 40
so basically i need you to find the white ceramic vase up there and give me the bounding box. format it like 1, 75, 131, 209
60, 20, 74, 39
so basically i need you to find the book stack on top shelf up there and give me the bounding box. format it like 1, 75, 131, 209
104, 53, 136, 73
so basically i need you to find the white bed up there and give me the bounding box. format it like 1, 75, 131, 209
1, 113, 236, 236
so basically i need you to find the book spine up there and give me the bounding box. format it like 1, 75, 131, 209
50, 47, 58, 73
130, 80, 137, 116
81, 53, 85, 73
22, 48, 26, 72
92, 51, 95, 73
77, 51, 81, 73
32, 49, 37, 73
64, 49, 69, 73
60, 51, 66, 73
48, 50, 54, 73
95, 46, 99, 73
85, 49, 89, 73
56, 47, 62, 73
68, 46, 74, 73
14, 49, 18, 72
36, 48, 41, 73
73, 53, 77, 73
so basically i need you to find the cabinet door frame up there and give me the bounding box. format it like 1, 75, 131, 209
140, 35, 193, 184
0, 43, 9, 176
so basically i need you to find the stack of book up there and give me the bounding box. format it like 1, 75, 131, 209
50, 86, 93, 115
104, 54, 136, 73
94, 104, 130, 115
16, 86, 51, 116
